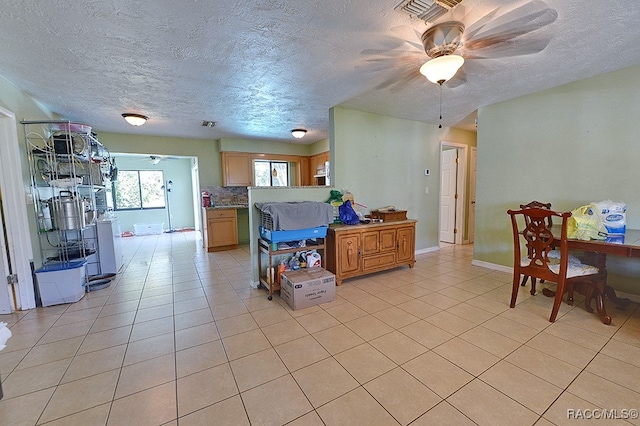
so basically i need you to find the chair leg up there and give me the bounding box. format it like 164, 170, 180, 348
521, 275, 529, 286
510, 273, 521, 308
530, 277, 537, 296
549, 278, 566, 322
582, 282, 595, 313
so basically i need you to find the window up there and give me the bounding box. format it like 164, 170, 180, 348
254, 160, 289, 187
113, 170, 165, 210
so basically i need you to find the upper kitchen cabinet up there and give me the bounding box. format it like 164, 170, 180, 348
221, 151, 253, 187
309, 151, 330, 186
220, 150, 329, 187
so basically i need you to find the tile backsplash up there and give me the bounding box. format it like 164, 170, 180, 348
202, 186, 248, 206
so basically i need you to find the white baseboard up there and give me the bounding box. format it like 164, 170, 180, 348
471, 259, 513, 274
416, 246, 440, 255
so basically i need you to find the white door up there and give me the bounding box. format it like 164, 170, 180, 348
0, 194, 12, 313
468, 147, 477, 243
439, 148, 458, 243
0, 107, 36, 311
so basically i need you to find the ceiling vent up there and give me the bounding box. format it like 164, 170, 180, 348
394, 0, 463, 23
201, 120, 216, 128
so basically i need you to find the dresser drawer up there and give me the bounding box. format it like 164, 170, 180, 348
362, 252, 396, 270
207, 209, 237, 219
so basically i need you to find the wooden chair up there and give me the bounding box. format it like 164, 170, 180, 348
507, 206, 601, 322
519, 201, 553, 295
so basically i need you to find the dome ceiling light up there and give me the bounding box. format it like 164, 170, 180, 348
122, 113, 149, 126
291, 129, 307, 139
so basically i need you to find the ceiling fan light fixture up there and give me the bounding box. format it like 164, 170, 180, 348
420, 54, 464, 85
122, 113, 149, 126
291, 129, 307, 139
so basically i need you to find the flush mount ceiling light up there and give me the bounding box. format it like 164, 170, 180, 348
122, 113, 148, 126
419, 55, 465, 85
291, 129, 307, 139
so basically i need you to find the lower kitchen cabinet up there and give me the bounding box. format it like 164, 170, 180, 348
202, 208, 238, 252
325, 220, 416, 285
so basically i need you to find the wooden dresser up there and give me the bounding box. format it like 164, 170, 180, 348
325, 220, 416, 285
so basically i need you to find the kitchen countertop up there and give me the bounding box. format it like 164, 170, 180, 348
205, 205, 248, 209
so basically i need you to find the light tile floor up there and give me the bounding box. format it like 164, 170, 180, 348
1, 232, 639, 425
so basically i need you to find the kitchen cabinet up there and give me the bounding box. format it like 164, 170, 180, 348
221, 151, 253, 186
325, 220, 416, 285
308, 151, 329, 186
203, 208, 238, 251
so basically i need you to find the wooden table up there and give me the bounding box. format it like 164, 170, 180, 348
552, 228, 640, 324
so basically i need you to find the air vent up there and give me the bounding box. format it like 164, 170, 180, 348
437, 0, 463, 8
201, 120, 216, 128
394, 0, 463, 22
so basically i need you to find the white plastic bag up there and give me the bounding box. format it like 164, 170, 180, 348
591, 200, 626, 234
0, 322, 11, 351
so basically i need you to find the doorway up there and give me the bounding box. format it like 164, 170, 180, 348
439, 141, 472, 245
0, 107, 36, 311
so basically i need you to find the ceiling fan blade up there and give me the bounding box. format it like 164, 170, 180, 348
389, 25, 427, 51
361, 48, 421, 58
374, 67, 424, 92
462, 34, 552, 59
463, 0, 557, 51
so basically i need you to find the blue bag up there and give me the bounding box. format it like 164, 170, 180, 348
339, 200, 360, 225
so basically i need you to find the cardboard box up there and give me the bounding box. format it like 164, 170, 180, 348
280, 267, 335, 310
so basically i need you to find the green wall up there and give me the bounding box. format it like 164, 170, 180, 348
475, 64, 640, 294
99, 132, 221, 187
330, 107, 477, 251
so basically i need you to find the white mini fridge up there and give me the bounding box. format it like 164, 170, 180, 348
96, 217, 123, 274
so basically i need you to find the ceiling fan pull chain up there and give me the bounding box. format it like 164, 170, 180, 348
439, 84, 443, 129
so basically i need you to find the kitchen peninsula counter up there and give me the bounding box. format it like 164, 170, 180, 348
204, 204, 248, 210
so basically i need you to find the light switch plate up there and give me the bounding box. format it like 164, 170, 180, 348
424, 169, 430, 176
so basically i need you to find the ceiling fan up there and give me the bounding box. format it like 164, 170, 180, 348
367, 0, 558, 89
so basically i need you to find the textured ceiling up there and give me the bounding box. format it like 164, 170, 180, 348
1, 0, 640, 144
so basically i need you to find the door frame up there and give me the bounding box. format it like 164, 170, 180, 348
0, 107, 35, 310
468, 147, 477, 244
439, 141, 468, 245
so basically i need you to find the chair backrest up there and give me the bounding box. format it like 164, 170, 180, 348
520, 201, 553, 227
507, 207, 571, 282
